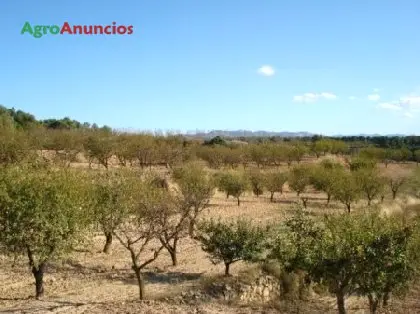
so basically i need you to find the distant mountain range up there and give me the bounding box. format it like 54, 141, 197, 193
184, 130, 412, 138
187, 130, 313, 138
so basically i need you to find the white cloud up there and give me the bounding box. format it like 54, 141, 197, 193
368, 94, 381, 101
320, 92, 337, 100
400, 96, 420, 110
377, 103, 402, 110
257, 65, 275, 76
293, 92, 337, 103
373, 88, 381, 93
349, 96, 358, 100
375, 92, 420, 119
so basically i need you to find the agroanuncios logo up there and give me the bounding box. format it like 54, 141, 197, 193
21, 21, 134, 38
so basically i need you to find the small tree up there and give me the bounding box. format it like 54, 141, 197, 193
312, 139, 332, 158
172, 162, 215, 238
414, 149, 420, 166
0, 129, 35, 166
84, 132, 115, 169
216, 171, 249, 206
91, 169, 142, 253
354, 169, 385, 206
220, 146, 243, 169
331, 171, 361, 213
310, 213, 365, 314
196, 146, 225, 169
407, 168, 420, 199
45, 129, 84, 167
310, 165, 344, 204
247, 169, 265, 197
348, 157, 377, 172
197, 218, 267, 276
0, 165, 91, 299
113, 183, 173, 300
269, 206, 324, 299
157, 200, 190, 266
288, 165, 312, 207
382, 168, 411, 200
355, 216, 416, 314
288, 165, 311, 197
264, 171, 289, 202
113, 134, 138, 167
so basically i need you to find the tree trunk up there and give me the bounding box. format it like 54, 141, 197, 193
169, 237, 179, 266
237, 197, 240, 206
367, 198, 372, 206
336, 290, 346, 314
224, 262, 231, 276
346, 203, 351, 213
368, 294, 379, 314
32, 263, 45, 299
188, 219, 195, 238
327, 194, 331, 204
133, 265, 145, 300
270, 192, 274, 202
103, 232, 113, 254
169, 249, 177, 266
382, 290, 390, 307
392, 190, 397, 200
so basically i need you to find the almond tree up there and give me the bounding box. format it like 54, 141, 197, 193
197, 218, 267, 276
157, 200, 190, 266
113, 134, 137, 167
331, 171, 362, 213
354, 169, 386, 206
133, 134, 158, 169
0, 128, 35, 166
113, 183, 174, 300
310, 164, 344, 204
158, 135, 185, 169
383, 168, 411, 200
288, 165, 312, 208
317, 212, 419, 314
84, 132, 115, 169
45, 129, 84, 167
247, 169, 265, 197
172, 162, 215, 237
288, 165, 311, 197
216, 171, 249, 206
355, 216, 416, 314
0, 165, 91, 299
91, 169, 142, 253
264, 170, 289, 202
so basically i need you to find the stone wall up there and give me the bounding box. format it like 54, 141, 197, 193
203, 273, 281, 304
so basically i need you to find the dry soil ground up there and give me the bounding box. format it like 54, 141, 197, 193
1, 161, 419, 313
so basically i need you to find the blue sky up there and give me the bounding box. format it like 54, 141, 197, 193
1, 1, 420, 135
